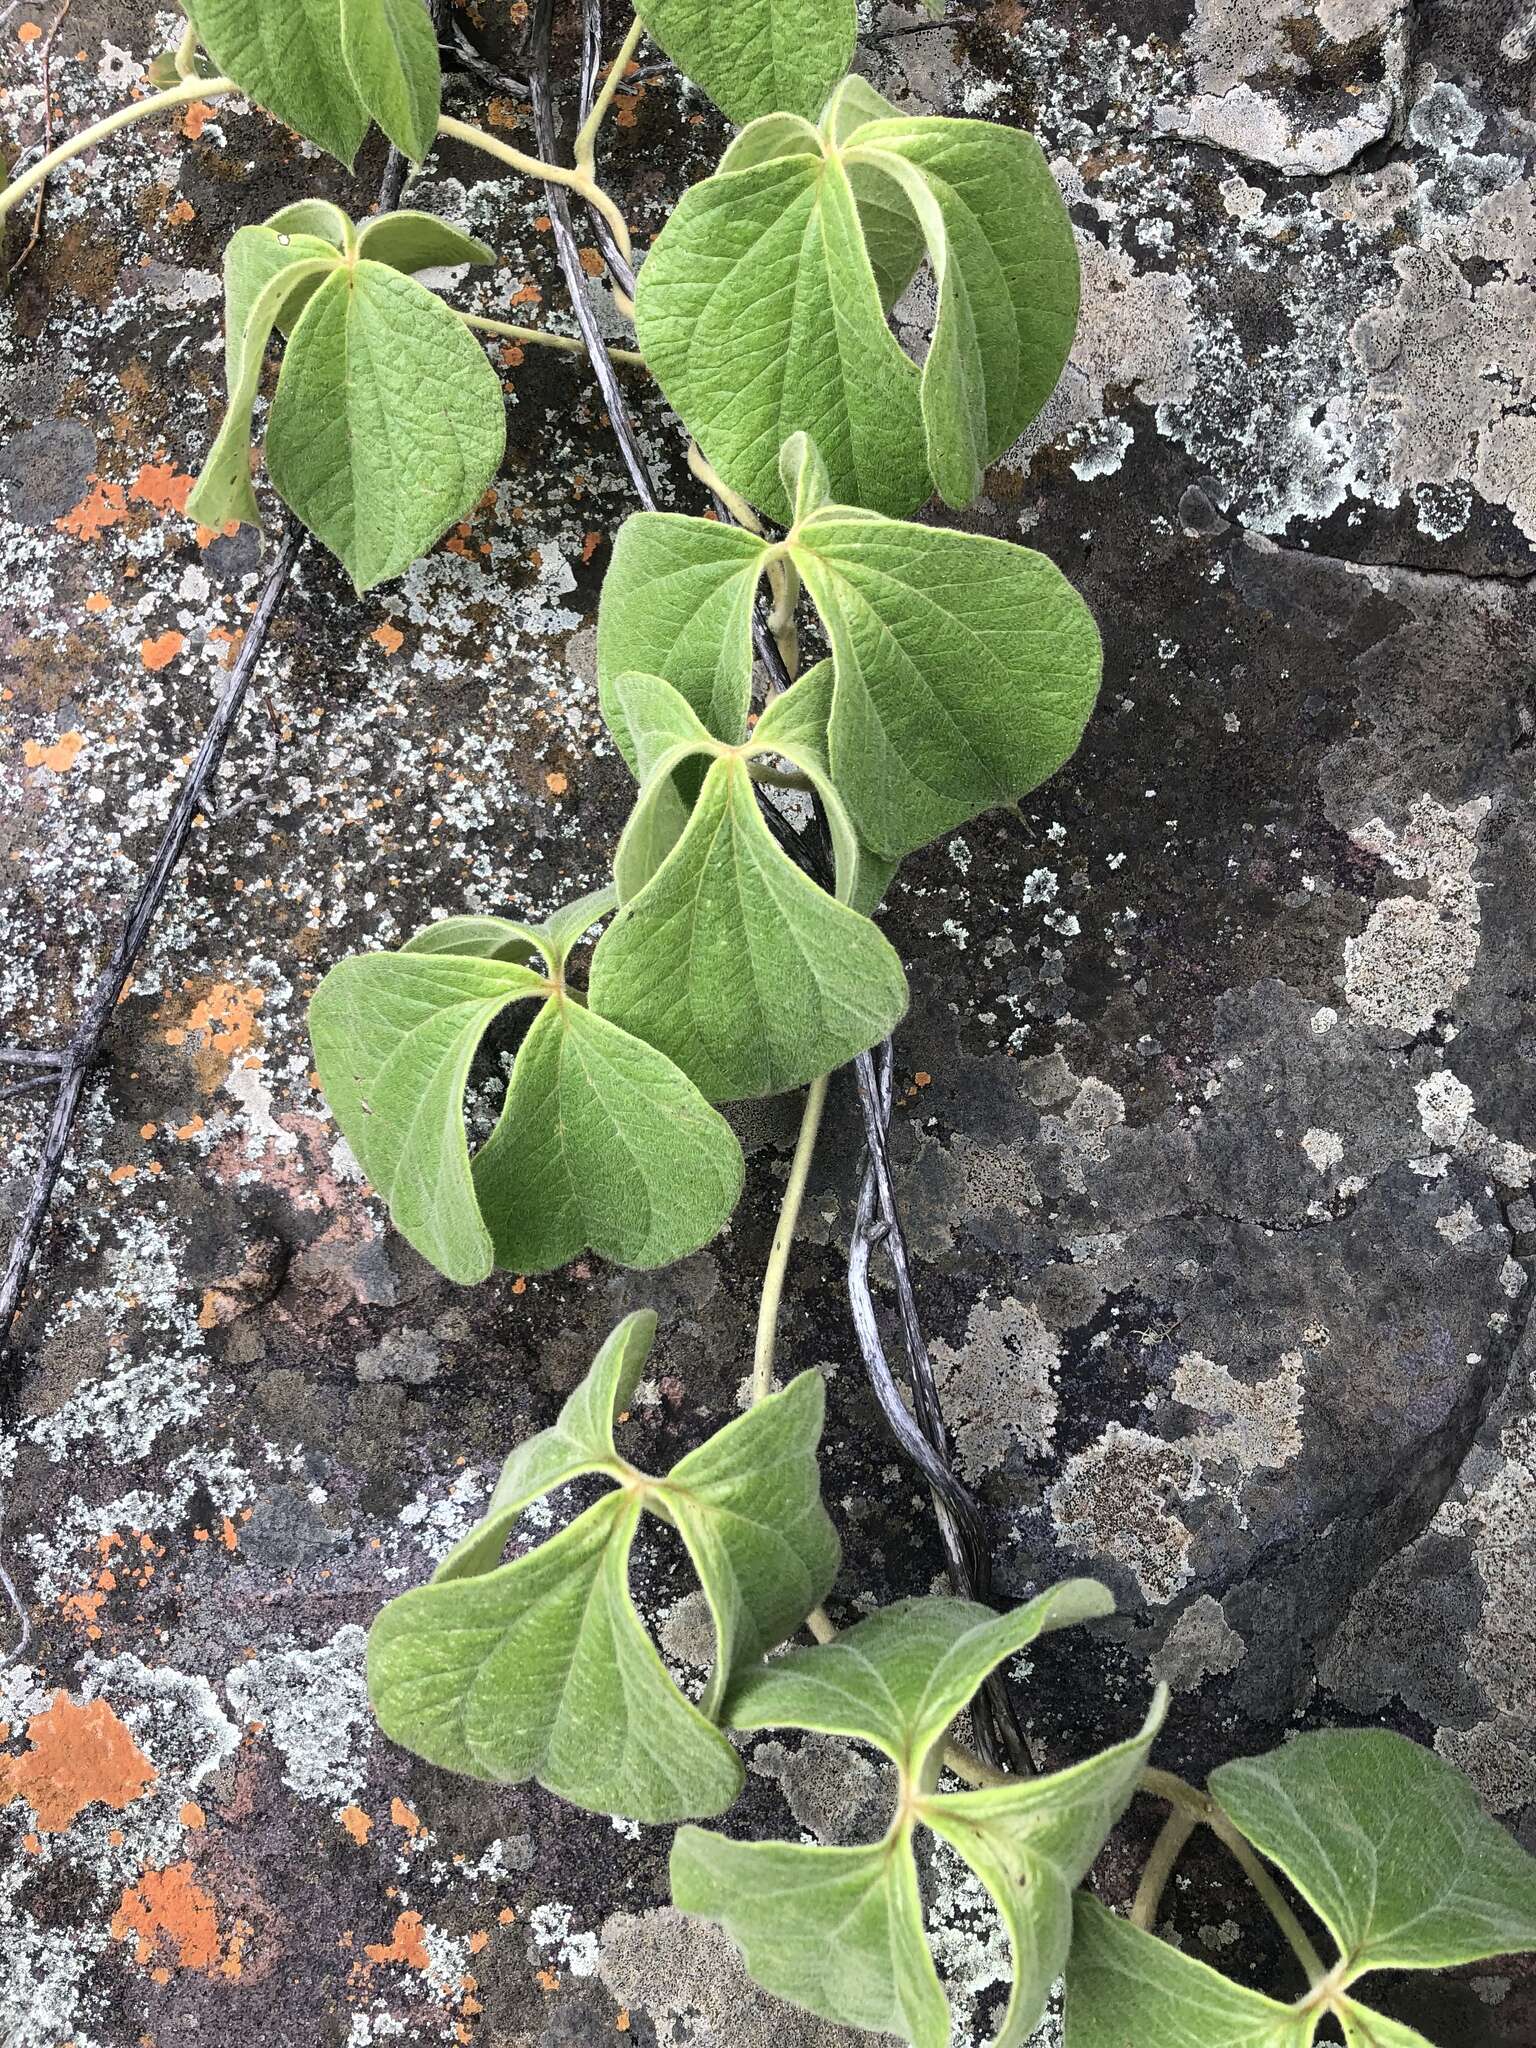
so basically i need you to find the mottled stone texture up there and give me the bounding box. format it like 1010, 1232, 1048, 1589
2, 2, 1535, 2044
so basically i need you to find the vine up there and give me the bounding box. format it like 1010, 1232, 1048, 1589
4, 4, 1536, 2044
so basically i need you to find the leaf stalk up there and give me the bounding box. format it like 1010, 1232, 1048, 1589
0, 75, 235, 223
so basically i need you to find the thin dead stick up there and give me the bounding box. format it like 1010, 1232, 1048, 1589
0, 520, 305, 1394
3, 0, 72, 282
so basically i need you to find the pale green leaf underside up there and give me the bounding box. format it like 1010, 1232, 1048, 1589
186, 0, 368, 163
186, 230, 339, 532
400, 914, 543, 964
671, 1833, 950, 2047
678, 1609, 1159, 2048
634, 108, 1078, 520
266, 259, 506, 592
1065, 1900, 1314, 2048
308, 950, 543, 1285
752, 663, 898, 914
355, 209, 498, 275
1336, 2006, 1437, 2047
724, 1583, 1113, 1770
1209, 1730, 1536, 1974
367, 1317, 838, 1820
471, 993, 744, 1274
338, 0, 441, 162
588, 751, 908, 1101
637, 0, 856, 124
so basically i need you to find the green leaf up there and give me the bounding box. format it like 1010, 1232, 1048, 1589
355, 209, 498, 275
1065, 1899, 1313, 2048
338, 0, 441, 162
186, 226, 340, 531
1209, 1730, 1536, 1976
470, 994, 745, 1274
184, 0, 369, 163
751, 663, 898, 913
308, 949, 545, 1285
597, 514, 766, 766
636, 0, 856, 125
265, 259, 506, 591
311, 905, 742, 1281
593, 459, 1102, 863
1337, 2006, 1437, 2048
675, 1590, 1162, 2048
636, 140, 926, 521
791, 492, 1102, 857
589, 748, 908, 1100
725, 1583, 1113, 1771
634, 107, 1077, 519
672, 1836, 951, 2046
368, 1315, 839, 1819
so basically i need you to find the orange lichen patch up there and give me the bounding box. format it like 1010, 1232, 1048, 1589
85, 590, 112, 614
508, 279, 541, 307
160, 980, 265, 1092
544, 771, 568, 796
166, 197, 197, 226
140, 630, 185, 672
109, 1164, 137, 1185
139, 1122, 158, 1139
207, 625, 245, 667
536, 1967, 560, 1992
578, 245, 605, 277
57, 477, 128, 541
60, 1587, 106, 1634
0, 1693, 157, 1832
179, 1801, 206, 1829
174, 1114, 206, 1140
488, 96, 524, 129
18, 20, 41, 42
389, 1796, 423, 1838
23, 730, 84, 773
616, 2013, 631, 2032
112, 1863, 222, 1974
468, 1930, 489, 1955
181, 98, 217, 139
581, 529, 602, 563
371, 622, 404, 655
914, 1070, 932, 1087
130, 461, 197, 517
339, 1804, 372, 1845
365, 1911, 430, 1970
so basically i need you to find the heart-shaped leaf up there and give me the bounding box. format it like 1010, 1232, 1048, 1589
1209, 1731, 1536, 1976
594, 441, 1101, 860
355, 210, 498, 275
634, 94, 1077, 519
338, 0, 441, 162
266, 258, 506, 591
186, 223, 341, 531
185, 0, 369, 164
368, 1312, 840, 1820
309, 895, 743, 1282
636, 0, 856, 125
588, 698, 908, 1100
1065, 1900, 1313, 2048
672, 1588, 1163, 2048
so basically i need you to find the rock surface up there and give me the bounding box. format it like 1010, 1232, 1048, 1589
2, 3, 1535, 2044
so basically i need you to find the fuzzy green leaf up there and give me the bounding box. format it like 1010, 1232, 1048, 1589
338, 0, 441, 161
368, 1315, 839, 1819
185, 0, 369, 163
751, 663, 898, 913
675, 1590, 1161, 2048
265, 259, 506, 591
597, 515, 766, 766
1336, 2008, 1437, 2048
672, 1836, 950, 2045
589, 748, 908, 1100
186, 227, 340, 532
1209, 1731, 1536, 1975
355, 210, 498, 274
308, 950, 544, 1284
1065, 1899, 1313, 2048
637, 0, 856, 124
790, 493, 1102, 857
470, 994, 744, 1273
634, 106, 1077, 519
635, 141, 927, 520
726, 1583, 1113, 1771
311, 896, 742, 1281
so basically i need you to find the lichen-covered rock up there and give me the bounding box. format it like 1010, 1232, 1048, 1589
2, 3, 1534, 2044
